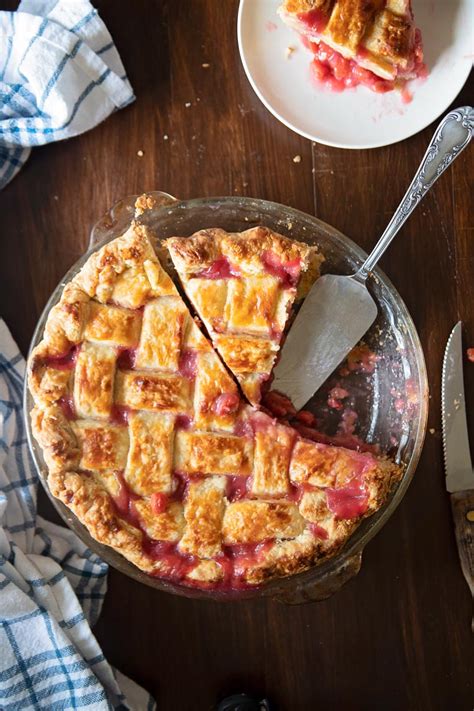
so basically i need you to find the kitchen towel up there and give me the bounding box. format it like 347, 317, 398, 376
0, 319, 154, 710
0, 0, 135, 190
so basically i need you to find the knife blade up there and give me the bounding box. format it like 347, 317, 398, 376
441, 321, 474, 632
441, 321, 474, 493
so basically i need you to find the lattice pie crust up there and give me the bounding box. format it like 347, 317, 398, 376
28, 217, 400, 590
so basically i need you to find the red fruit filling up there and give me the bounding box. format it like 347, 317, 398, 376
262, 250, 301, 288
117, 347, 137, 370
110, 405, 130, 426
196, 257, 240, 279
326, 479, 369, 519
308, 523, 329, 540
178, 349, 198, 379
43, 344, 79, 370
150, 492, 168, 515
299, 7, 327, 33
58, 395, 76, 421
213, 392, 240, 416
226, 475, 248, 502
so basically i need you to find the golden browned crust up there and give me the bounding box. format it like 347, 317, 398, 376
279, 0, 420, 80
48, 469, 155, 572
166, 226, 321, 406
325, 0, 384, 54
281, 0, 333, 14
166, 226, 313, 274
364, 9, 413, 67
28, 223, 183, 577
174, 431, 253, 476
31, 405, 80, 475
223, 501, 307, 544
28, 201, 403, 590
179, 477, 227, 558
134, 193, 158, 216
115, 370, 192, 412
242, 456, 401, 585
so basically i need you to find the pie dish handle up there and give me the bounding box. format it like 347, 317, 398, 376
272, 552, 362, 604
88, 190, 179, 249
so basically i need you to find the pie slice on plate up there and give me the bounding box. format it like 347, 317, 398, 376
166, 226, 323, 405
278, 0, 426, 92
28, 215, 401, 591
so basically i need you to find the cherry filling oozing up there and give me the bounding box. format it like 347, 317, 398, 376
287, 482, 304, 503
114, 465, 272, 590
326, 478, 369, 519
44, 344, 79, 370
327, 386, 350, 411
298, 7, 328, 34
110, 404, 131, 426
222, 540, 275, 589
175, 414, 193, 430
263, 390, 297, 419
293, 423, 379, 455
196, 256, 241, 280
308, 523, 329, 540
308, 40, 395, 93
262, 251, 301, 288
146, 541, 198, 581
226, 475, 248, 502
150, 492, 168, 514
213, 392, 240, 416
117, 346, 137, 370
113, 472, 141, 527
58, 395, 76, 421
178, 349, 198, 379
269, 323, 283, 342
306, 36, 426, 95
233, 418, 254, 438
112, 474, 198, 582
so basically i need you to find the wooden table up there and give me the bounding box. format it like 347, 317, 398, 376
1, 1, 473, 708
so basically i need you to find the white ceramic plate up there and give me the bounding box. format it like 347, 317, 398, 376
238, 0, 473, 149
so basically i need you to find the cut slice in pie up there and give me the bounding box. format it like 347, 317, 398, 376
278, 0, 426, 93
28, 216, 401, 591
165, 226, 323, 405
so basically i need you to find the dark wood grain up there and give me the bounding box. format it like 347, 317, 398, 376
0, 1, 473, 709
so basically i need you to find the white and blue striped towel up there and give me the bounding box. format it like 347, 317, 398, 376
0, 319, 155, 710
0, 0, 135, 190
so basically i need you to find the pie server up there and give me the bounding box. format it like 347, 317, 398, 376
272, 106, 474, 410
442, 321, 474, 631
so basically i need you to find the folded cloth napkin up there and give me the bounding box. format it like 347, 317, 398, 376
0, 319, 155, 710
0, 0, 135, 190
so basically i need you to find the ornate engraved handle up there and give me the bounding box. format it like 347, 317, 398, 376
356, 106, 474, 281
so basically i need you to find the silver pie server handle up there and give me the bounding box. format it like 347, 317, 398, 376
355, 106, 474, 283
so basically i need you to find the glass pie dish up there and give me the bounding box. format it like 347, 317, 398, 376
24, 192, 428, 603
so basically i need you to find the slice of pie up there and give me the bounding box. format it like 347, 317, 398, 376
278, 0, 425, 92
165, 226, 323, 405
28, 216, 401, 591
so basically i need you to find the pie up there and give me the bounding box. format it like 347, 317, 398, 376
166, 227, 323, 405
278, 0, 426, 93
28, 211, 401, 591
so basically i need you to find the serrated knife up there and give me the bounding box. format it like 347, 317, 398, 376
441, 321, 474, 631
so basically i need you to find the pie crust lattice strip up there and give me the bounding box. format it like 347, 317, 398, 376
166, 226, 324, 406
28, 215, 401, 591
